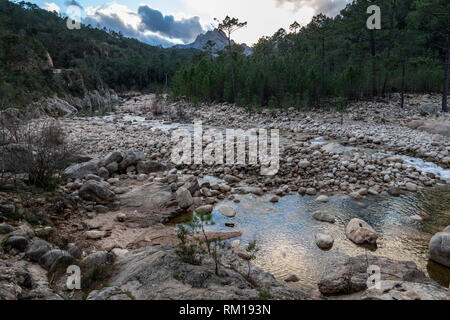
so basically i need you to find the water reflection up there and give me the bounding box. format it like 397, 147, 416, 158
203, 186, 450, 293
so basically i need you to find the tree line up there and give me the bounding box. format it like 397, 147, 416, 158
170, 0, 449, 112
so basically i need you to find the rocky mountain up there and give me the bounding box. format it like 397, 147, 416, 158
175, 29, 253, 56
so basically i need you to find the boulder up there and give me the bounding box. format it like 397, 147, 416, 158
68, 246, 83, 260
4, 236, 29, 252
224, 175, 241, 184
429, 226, 450, 268
195, 205, 213, 214
79, 180, 115, 204
136, 161, 169, 174
0, 204, 16, 219
26, 239, 51, 262
104, 151, 123, 166
420, 103, 438, 115
315, 233, 334, 250
345, 218, 378, 245
81, 251, 113, 267
175, 187, 193, 210
39, 249, 74, 271
312, 211, 335, 224
119, 151, 145, 171
64, 159, 100, 179
0, 223, 14, 234
217, 205, 236, 218
318, 255, 441, 297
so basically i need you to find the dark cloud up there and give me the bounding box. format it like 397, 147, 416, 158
137, 5, 203, 43
275, 0, 349, 17
64, 0, 83, 9
82, 10, 176, 47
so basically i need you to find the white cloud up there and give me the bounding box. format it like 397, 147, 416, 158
182, 0, 317, 45
43, 2, 60, 14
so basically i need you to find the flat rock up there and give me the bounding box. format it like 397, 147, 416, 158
217, 205, 236, 218
312, 211, 336, 224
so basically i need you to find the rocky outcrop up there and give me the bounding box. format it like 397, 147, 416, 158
317, 255, 442, 297
87, 245, 305, 300
429, 226, 450, 268
0, 259, 62, 300
35, 89, 120, 117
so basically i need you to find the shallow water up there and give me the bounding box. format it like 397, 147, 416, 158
203, 186, 450, 293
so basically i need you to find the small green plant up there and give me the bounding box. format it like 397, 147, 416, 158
176, 211, 229, 276
245, 240, 259, 279
258, 289, 272, 300
124, 290, 136, 300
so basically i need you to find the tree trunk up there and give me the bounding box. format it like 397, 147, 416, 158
228, 36, 236, 100
400, 62, 405, 109
322, 36, 325, 93
443, 33, 449, 113
370, 30, 377, 97
382, 3, 395, 97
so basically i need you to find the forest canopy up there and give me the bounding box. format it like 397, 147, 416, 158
170, 0, 449, 111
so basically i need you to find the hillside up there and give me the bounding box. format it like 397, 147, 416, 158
0, 0, 201, 111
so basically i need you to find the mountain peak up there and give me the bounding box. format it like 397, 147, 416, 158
175, 29, 252, 55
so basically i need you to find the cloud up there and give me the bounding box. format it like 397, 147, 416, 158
64, 0, 83, 9
274, 0, 349, 17
137, 6, 204, 43
43, 2, 60, 13
82, 4, 182, 47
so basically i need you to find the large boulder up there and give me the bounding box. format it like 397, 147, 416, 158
429, 226, 450, 268
79, 180, 115, 204
345, 218, 378, 245
26, 239, 51, 262
175, 187, 193, 210
39, 249, 74, 271
119, 151, 145, 171
420, 103, 438, 115
64, 159, 100, 179
4, 236, 29, 252
318, 255, 438, 296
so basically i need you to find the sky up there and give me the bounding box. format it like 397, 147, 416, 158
29, 0, 350, 47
